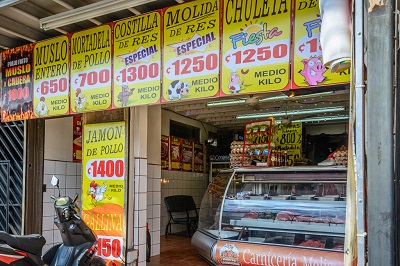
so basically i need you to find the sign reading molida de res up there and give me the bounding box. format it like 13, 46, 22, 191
82, 122, 126, 264
162, 0, 220, 102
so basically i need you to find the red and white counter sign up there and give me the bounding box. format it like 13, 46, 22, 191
292, 0, 350, 88
162, 0, 220, 102
70, 24, 112, 113
33, 36, 70, 118
214, 240, 344, 266
82, 122, 126, 266
220, 0, 291, 96
113, 11, 161, 107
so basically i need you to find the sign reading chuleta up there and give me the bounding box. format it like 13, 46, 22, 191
82, 122, 126, 265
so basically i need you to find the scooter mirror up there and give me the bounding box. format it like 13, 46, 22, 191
51, 175, 59, 187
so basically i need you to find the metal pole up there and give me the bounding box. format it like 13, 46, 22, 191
354, 0, 366, 264
366, 1, 395, 265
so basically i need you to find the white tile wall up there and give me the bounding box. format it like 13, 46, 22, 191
42, 160, 82, 253
160, 170, 208, 235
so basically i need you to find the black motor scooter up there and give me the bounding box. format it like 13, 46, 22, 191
0, 175, 106, 266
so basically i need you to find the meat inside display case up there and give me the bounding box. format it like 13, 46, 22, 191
191, 167, 347, 266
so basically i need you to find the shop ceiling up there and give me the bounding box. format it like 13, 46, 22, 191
0, 0, 350, 131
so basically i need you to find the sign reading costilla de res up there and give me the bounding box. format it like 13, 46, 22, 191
292, 0, 350, 88
1, 44, 35, 122
220, 0, 291, 96
33, 36, 70, 118
113, 11, 161, 108
82, 122, 126, 265
162, 0, 220, 102
70, 24, 112, 114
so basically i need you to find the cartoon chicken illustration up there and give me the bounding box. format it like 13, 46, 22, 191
87, 181, 112, 206
35, 96, 49, 117
74, 88, 88, 111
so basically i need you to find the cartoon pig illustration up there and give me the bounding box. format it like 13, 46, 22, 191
300, 56, 327, 86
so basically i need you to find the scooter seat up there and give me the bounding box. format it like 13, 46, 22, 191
0, 231, 45, 255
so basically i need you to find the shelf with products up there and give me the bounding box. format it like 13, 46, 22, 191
192, 166, 347, 266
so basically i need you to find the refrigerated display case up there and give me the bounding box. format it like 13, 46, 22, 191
209, 162, 230, 182
192, 166, 347, 266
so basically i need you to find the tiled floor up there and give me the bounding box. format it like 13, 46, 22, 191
147, 235, 210, 266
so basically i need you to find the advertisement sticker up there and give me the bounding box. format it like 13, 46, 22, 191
162, 0, 220, 102
170, 137, 182, 171
194, 142, 204, 173
82, 122, 126, 265
221, 0, 291, 96
113, 11, 161, 107
214, 240, 344, 266
182, 139, 193, 171
73, 115, 83, 162
292, 0, 350, 88
1, 44, 35, 121
70, 24, 112, 113
161, 135, 169, 170
33, 36, 69, 118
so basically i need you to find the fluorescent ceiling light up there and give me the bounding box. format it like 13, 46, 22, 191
292, 115, 349, 123
206, 99, 246, 107
40, 0, 156, 30
0, 0, 25, 8
235, 107, 346, 119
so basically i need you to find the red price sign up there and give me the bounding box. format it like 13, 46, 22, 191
165, 51, 219, 79
298, 37, 322, 54
36, 77, 68, 97
97, 236, 122, 261
7, 87, 30, 101
86, 159, 125, 180
116, 63, 159, 83
72, 68, 111, 90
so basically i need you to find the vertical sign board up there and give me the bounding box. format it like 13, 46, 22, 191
33, 36, 70, 118
82, 122, 126, 265
113, 11, 161, 108
194, 143, 204, 173
73, 115, 83, 162
182, 139, 193, 172
277, 122, 302, 166
161, 135, 170, 170
170, 137, 182, 171
70, 24, 113, 113
292, 0, 350, 88
162, 0, 220, 102
220, 0, 291, 96
1, 44, 35, 121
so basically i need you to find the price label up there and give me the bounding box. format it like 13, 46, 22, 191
295, 33, 322, 58
97, 235, 123, 261
7, 87, 30, 101
115, 63, 160, 85
224, 40, 290, 69
71, 67, 111, 90
35, 76, 69, 97
286, 149, 301, 166
164, 51, 219, 79
86, 159, 125, 180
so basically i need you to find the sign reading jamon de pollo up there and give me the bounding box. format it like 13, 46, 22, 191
1, 44, 35, 122
162, 0, 220, 102
70, 24, 112, 113
33, 36, 70, 118
221, 0, 291, 96
113, 11, 161, 108
292, 0, 350, 88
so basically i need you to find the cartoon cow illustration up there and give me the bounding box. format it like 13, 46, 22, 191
117, 84, 135, 107
35, 96, 49, 117
300, 56, 327, 86
167, 80, 190, 100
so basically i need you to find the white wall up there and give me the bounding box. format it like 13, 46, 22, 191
44, 117, 74, 161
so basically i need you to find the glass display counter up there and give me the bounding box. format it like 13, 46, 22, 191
191, 166, 347, 266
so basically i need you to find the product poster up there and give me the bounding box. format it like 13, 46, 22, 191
161, 135, 169, 170
292, 0, 350, 88
220, 0, 291, 96
113, 11, 161, 108
214, 240, 344, 266
1, 44, 35, 121
182, 139, 193, 171
277, 122, 302, 166
194, 142, 204, 173
82, 122, 126, 265
33, 36, 69, 118
73, 115, 83, 162
70, 24, 112, 113
162, 0, 220, 102
170, 137, 182, 171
